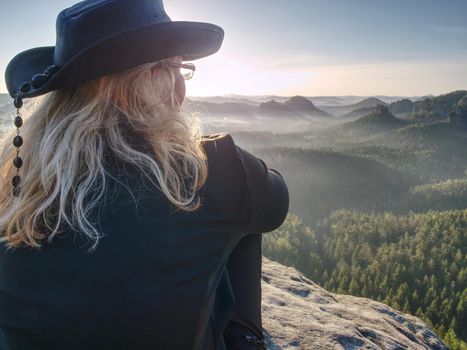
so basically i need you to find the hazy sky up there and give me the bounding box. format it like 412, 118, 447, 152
1, 0, 466, 96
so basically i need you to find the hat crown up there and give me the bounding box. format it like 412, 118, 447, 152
5, 0, 224, 99
54, 0, 171, 66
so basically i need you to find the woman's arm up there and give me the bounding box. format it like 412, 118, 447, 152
224, 234, 266, 350
223, 146, 288, 349
235, 146, 289, 234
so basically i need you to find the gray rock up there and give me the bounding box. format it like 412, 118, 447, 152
261, 257, 448, 350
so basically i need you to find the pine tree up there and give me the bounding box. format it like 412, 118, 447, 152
411, 290, 420, 310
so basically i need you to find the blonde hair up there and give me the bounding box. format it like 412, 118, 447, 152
0, 56, 213, 251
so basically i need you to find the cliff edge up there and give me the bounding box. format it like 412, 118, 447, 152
261, 257, 448, 350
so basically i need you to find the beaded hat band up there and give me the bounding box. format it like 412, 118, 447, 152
12, 93, 24, 197
9, 64, 60, 198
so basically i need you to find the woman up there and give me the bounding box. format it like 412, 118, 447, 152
0, 0, 289, 349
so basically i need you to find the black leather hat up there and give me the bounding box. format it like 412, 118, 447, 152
4, 0, 225, 99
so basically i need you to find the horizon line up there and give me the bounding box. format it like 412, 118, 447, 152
2, 91, 466, 99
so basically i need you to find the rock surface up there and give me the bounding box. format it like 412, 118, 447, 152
261, 257, 448, 350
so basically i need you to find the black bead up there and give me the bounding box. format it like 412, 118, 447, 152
12, 186, 21, 197
13, 135, 23, 147
13, 156, 23, 168
44, 65, 59, 77
20, 82, 31, 93
14, 96, 23, 109
31, 74, 49, 89
14, 116, 23, 128
12, 175, 21, 187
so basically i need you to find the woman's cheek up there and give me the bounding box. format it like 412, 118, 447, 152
174, 73, 186, 105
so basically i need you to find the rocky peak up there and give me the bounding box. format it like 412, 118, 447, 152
283, 96, 318, 112
258, 100, 289, 112
373, 104, 390, 116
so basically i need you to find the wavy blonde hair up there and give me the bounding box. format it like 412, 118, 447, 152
0, 56, 213, 251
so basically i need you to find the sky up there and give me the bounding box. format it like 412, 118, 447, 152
1, 0, 466, 97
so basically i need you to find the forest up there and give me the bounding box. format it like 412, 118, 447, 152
230, 91, 467, 349
262, 210, 466, 349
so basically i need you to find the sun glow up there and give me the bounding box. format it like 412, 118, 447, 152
185, 54, 317, 97
184, 54, 467, 97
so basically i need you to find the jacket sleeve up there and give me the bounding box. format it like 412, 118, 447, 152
235, 145, 289, 234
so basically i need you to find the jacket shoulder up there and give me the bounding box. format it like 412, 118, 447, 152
201, 133, 248, 220
203, 133, 289, 234
201, 132, 237, 160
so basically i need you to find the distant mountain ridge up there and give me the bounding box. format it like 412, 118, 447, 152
185, 95, 332, 119
351, 97, 389, 109
306, 105, 412, 140
323, 91, 467, 121
341, 106, 376, 119
188, 94, 425, 106
2, 92, 465, 130
319, 97, 388, 118
258, 96, 332, 118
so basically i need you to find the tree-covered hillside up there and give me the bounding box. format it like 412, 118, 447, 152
240, 121, 467, 224
405, 90, 467, 123
247, 147, 416, 223
262, 210, 467, 349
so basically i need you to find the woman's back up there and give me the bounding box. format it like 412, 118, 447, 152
0, 133, 288, 349
1, 2, 289, 348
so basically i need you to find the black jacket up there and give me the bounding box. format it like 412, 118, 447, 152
0, 133, 289, 350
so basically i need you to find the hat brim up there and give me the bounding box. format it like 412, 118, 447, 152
5, 21, 224, 98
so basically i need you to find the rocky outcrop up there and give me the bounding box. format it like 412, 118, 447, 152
261, 257, 448, 350
389, 99, 414, 116
258, 100, 290, 114
344, 105, 407, 133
